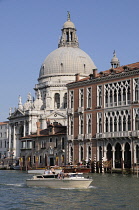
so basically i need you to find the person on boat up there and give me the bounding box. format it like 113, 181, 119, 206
50, 167, 55, 174
44, 169, 49, 174
59, 170, 64, 179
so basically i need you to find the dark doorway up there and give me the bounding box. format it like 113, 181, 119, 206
99, 146, 102, 161
50, 157, 54, 166
107, 143, 112, 161
124, 142, 131, 168
81, 146, 83, 161
115, 143, 122, 168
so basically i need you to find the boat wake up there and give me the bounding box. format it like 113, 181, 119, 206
88, 185, 97, 189
60, 187, 76, 190
3, 183, 24, 187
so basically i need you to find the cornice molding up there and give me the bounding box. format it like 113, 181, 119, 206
67, 69, 139, 88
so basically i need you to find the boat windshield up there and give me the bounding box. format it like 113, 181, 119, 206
36, 174, 58, 179
69, 173, 83, 178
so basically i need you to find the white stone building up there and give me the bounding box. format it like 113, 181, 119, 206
8, 13, 96, 160
0, 122, 9, 159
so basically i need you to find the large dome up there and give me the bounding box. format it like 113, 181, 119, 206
39, 47, 96, 78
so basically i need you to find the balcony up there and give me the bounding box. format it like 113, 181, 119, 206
67, 135, 74, 141
78, 134, 84, 140
78, 107, 84, 113
85, 133, 92, 139
67, 108, 74, 115
105, 100, 131, 108
96, 131, 131, 138
132, 130, 139, 137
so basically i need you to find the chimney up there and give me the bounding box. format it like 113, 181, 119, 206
36, 121, 41, 136
75, 73, 80, 82
93, 68, 97, 78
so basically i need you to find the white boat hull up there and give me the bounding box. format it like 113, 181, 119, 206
27, 169, 62, 174
26, 178, 92, 189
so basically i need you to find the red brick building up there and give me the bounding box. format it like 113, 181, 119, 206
67, 57, 139, 171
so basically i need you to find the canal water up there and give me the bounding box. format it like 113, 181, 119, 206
0, 170, 139, 210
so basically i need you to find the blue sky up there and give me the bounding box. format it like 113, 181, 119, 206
0, 0, 139, 121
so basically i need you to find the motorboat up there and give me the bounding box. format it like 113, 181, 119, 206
26, 173, 93, 189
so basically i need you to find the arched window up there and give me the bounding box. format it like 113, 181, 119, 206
106, 117, 108, 132
114, 116, 117, 132
123, 116, 126, 131
119, 116, 122, 131
55, 93, 60, 108
110, 117, 113, 132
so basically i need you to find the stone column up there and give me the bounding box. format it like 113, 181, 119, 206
112, 147, 115, 168
24, 121, 26, 137
103, 145, 107, 161
8, 124, 12, 157
121, 144, 125, 169
13, 124, 16, 158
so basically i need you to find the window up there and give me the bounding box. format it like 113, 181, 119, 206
33, 141, 35, 149
41, 141, 46, 148
54, 93, 60, 108
27, 141, 32, 149
134, 78, 139, 101
86, 114, 91, 134
97, 112, 102, 133
104, 110, 131, 133
79, 114, 84, 134
22, 141, 26, 149
69, 91, 74, 108
79, 89, 84, 107
104, 80, 131, 108
97, 85, 102, 107
87, 87, 91, 108
69, 116, 74, 135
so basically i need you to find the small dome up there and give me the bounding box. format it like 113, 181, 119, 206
110, 50, 120, 68
63, 20, 75, 29
111, 56, 119, 63
39, 47, 96, 78
111, 51, 119, 63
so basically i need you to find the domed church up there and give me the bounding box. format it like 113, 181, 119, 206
8, 13, 96, 159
